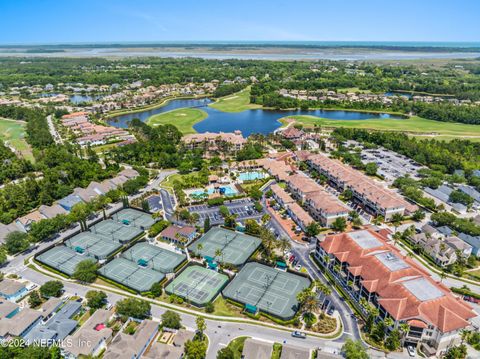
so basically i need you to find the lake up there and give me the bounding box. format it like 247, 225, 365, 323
106, 98, 405, 136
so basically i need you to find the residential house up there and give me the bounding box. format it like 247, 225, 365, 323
160, 225, 197, 246
103, 319, 159, 359
38, 204, 68, 219
280, 126, 305, 140
143, 342, 183, 359
409, 233, 457, 267
172, 329, 195, 347
0, 308, 43, 339
0, 279, 28, 302
315, 229, 476, 357
16, 210, 44, 232
63, 309, 113, 358
0, 223, 20, 244
0, 299, 19, 319
241, 338, 273, 359
280, 344, 311, 359
57, 194, 84, 211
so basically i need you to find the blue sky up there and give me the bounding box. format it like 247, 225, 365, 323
1, 0, 479, 44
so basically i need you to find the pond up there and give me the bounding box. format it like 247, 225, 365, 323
106, 98, 405, 136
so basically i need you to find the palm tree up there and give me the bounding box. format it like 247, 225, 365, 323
197, 243, 204, 256
214, 248, 223, 263
439, 269, 447, 283
277, 237, 291, 253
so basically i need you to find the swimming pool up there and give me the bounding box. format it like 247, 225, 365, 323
238, 171, 266, 181
190, 185, 238, 197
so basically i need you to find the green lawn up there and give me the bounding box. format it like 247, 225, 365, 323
281, 115, 480, 140
209, 87, 261, 113
146, 108, 207, 134
0, 118, 34, 162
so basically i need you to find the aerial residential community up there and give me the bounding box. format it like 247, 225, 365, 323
1, 2, 480, 359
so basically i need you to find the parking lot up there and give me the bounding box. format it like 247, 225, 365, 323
188, 198, 264, 225
360, 147, 425, 183
146, 195, 162, 212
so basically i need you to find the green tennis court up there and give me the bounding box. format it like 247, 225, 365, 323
112, 208, 156, 229
98, 257, 165, 292
64, 232, 121, 259
122, 242, 186, 273
188, 227, 261, 266
222, 262, 310, 319
91, 219, 143, 244
165, 266, 228, 306
37, 246, 97, 276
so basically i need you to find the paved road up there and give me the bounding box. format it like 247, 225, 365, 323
46, 115, 63, 145
19, 266, 342, 358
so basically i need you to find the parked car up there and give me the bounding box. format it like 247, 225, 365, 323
327, 305, 335, 316
291, 331, 306, 339
407, 345, 416, 357
295, 264, 302, 271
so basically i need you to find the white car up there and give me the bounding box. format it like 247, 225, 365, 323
295, 264, 302, 271
407, 345, 416, 357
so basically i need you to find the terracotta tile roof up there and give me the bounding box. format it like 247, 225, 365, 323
307, 153, 416, 213
319, 229, 475, 333
161, 225, 196, 240
270, 184, 295, 205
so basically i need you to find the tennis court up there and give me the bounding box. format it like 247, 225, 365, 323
91, 219, 143, 244
188, 227, 261, 266
98, 257, 165, 292
112, 208, 155, 229
37, 246, 97, 276
223, 262, 310, 319
165, 266, 228, 306
122, 242, 186, 273
64, 232, 121, 259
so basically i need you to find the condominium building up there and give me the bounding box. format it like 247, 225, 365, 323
315, 229, 476, 356
304, 153, 416, 220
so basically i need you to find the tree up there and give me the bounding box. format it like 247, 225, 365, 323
219, 205, 230, 217
184, 339, 207, 359
215, 248, 223, 263
86, 290, 107, 311
28, 290, 42, 308
444, 344, 467, 359
196, 316, 207, 340
150, 282, 163, 297
305, 222, 320, 237
4, 231, 30, 255
365, 162, 378, 176
116, 298, 151, 319
331, 217, 347, 232
390, 213, 404, 231
205, 301, 214, 313
148, 220, 170, 237
0, 249, 7, 266
161, 310, 182, 329
253, 201, 263, 212
204, 216, 211, 232
217, 347, 235, 359
40, 280, 64, 298
385, 329, 401, 351
341, 339, 368, 359
73, 259, 98, 283
296, 288, 320, 318
411, 209, 425, 221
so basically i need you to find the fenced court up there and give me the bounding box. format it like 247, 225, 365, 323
98, 257, 165, 292
112, 208, 155, 229
165, 266, 228, 306
64, 232, 121, 259
223, 262, 310, 319
91, 219, 143, 244
188, 227, 261, 266
122, 242, 186, 273
37, 246, 97, 276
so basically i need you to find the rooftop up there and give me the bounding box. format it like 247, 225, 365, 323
373, 251, 410, 272
349, 230, 382, 249
402, 277, 445, 302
